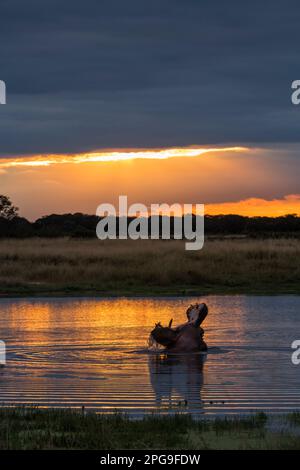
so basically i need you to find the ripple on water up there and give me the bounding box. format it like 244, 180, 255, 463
0, 295, 299, 417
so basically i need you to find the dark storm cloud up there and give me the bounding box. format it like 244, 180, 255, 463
1, 0, 300, 155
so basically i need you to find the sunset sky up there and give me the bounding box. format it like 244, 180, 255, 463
0, 1, 299, 220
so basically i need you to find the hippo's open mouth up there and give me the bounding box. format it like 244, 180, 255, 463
150, 303, 208, 353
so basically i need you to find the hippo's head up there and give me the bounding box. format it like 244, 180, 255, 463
150, 303, 208, 352
186, 303, 208, 325
150, 320, 177, 348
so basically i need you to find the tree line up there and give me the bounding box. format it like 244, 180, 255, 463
1, 195, 300, 238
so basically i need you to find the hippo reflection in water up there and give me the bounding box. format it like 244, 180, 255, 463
148, 353, 205, 410
150, 303, 208, 353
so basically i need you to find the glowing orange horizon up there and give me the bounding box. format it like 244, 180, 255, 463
0, 145, 298, 219
111, 195, 300, 217
206, 194, 300, 217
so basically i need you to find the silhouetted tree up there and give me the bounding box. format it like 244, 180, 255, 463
0, 195, 19, 220
1, 207, 300, 238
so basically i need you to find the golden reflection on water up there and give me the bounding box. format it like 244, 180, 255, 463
0, 296, 299, 416
2, 296, 248, 341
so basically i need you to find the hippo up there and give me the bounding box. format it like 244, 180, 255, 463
150, 303, 208, 353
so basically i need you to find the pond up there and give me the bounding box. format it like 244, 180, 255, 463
0, 296, 299, 417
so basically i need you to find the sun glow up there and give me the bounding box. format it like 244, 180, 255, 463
0, 146, 248, 169
1, 144, 298, 219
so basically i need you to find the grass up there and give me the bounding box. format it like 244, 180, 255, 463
0, 408, 300, 450
0, 237, 300, 296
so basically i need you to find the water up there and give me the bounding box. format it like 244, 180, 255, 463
0, 296, 299, 417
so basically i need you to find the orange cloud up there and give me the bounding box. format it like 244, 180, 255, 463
0, 145, 298, 220
0, 146, 248, 168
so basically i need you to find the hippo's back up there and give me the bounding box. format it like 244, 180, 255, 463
167, 325, 207, 353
